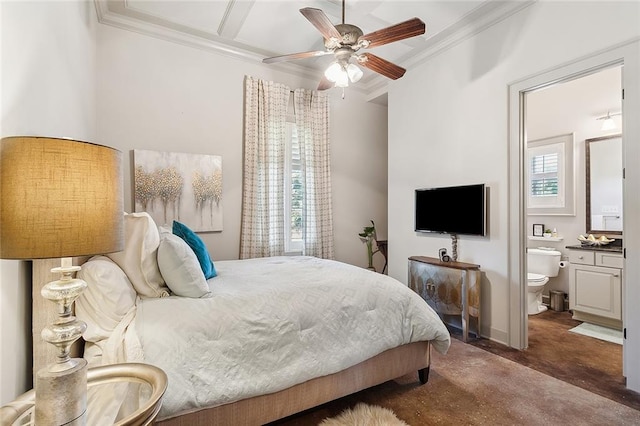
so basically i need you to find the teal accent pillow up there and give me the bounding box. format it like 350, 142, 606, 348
172, 220, 217, 279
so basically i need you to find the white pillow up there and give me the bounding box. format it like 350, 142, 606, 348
76, 256, 137, 343
157, 231, 211, 298
106, 212, 169, 298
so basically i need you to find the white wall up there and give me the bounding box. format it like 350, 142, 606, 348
388, 1, 640, 343
525, 66, 622, 296
0, 0, 98, 404
332, 99, 388, 272
95, 24, 388, 269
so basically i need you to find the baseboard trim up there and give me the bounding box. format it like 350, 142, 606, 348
486, 327, 509, 346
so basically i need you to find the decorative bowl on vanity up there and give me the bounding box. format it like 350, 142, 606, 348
578, 234, 615, 246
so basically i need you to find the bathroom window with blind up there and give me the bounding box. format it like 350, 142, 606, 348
531, 152, 559, 197
284, 121, 303, 254
527, 134, 575, 215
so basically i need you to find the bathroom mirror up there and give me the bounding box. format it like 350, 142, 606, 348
585, 134, 623, 235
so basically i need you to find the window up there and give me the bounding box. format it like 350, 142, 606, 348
530, 152, 559, 197
527, 134, 575, 215
284, 121, 303, 253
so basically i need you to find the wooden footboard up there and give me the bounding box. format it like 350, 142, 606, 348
158, 341, 431, 426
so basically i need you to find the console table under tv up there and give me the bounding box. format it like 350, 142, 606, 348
408, 256, 481, 342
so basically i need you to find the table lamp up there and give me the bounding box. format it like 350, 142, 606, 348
0, 136, 124, 425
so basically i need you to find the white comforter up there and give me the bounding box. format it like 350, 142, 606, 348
133, 256, 450, 418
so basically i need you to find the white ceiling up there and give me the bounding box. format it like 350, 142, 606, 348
96, 0, 533, 98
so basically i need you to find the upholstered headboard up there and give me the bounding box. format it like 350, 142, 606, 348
32, 257, 89, 382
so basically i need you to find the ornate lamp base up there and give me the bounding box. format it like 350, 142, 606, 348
35, 258, 89, 426
35, 359, 88, 425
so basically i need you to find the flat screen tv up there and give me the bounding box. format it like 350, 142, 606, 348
415, 184, 486, 236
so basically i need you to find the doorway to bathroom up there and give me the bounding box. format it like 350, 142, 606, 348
508, 40, 640, 392
524, 65, 622, 313
518, 62, 625, 386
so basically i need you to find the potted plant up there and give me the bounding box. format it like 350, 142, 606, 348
358, 220, 377, 271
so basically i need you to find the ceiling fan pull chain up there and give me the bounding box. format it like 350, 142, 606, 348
342, 88, 345, 100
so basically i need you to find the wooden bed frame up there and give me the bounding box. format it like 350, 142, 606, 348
32, 259, 431, 425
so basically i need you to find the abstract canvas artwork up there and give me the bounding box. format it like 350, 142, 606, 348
134, 149, 223, 232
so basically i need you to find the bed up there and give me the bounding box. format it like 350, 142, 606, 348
31, 213, 450, 425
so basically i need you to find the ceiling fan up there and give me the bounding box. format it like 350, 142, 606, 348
262, 1, 426, 91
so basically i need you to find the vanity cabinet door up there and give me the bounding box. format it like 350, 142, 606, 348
569, 264, 622, 320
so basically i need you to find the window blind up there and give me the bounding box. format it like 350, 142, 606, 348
531, 153, 559, 196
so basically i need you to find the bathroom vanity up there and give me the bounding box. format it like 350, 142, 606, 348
566, 134, 624, 330
566, 244, 623, 330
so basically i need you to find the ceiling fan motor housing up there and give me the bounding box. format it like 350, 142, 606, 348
334, 47, 354, 64
324, 23, 364, 49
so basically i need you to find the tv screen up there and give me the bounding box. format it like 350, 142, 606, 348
415, 184, 486, 236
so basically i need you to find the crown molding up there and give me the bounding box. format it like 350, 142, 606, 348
95, 0, 371, 95
96, 0, 267, 63
361, 0, 536, 94
403, 0, 536, 70
94, 0, 536, 100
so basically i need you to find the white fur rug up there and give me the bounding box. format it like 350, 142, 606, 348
319, 403, 408, 426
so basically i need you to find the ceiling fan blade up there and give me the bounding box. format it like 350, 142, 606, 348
358, 18, 425, 48
358, 53, 406, 80
263, 50, 331, 64
317, 75, 334, 91
300, 8, 342, 41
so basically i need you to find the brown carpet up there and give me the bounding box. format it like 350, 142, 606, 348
466, 310, 639, 411
270, 311, 640, 425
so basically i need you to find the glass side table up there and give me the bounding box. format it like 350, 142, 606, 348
1, 363, 167, 426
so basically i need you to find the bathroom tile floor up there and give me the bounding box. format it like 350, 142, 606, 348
464, 309, 640, 411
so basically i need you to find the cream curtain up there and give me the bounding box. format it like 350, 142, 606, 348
240, 76, 290, 258
294, 88, 335, 259
240, 77, 334, 259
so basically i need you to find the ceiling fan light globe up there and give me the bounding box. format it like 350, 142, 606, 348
335, 71, 349, 88
346, 63, 363, 83
324, 62, 343, 82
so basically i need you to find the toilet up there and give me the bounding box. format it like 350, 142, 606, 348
527, 248, 562, 315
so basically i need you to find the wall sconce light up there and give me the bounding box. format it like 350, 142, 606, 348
596, 111, 621, 131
